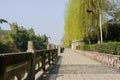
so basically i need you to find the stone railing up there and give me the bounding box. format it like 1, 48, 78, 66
75, 50, 120, 69
0, 41, 58, 80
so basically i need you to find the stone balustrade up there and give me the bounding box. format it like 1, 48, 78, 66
0, 41, 58, 80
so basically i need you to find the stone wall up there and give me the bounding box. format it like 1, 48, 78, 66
75, 50, 120, 70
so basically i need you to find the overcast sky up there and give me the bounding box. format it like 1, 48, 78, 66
0, 0, 68, 45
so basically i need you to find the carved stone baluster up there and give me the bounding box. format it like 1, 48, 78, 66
42, 52, 46, 72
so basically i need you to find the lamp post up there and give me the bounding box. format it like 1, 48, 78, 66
87, 9, 103, 43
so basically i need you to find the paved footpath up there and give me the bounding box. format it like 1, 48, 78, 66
48, 49, 120, 80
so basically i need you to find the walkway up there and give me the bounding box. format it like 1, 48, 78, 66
48, 49, 120, 80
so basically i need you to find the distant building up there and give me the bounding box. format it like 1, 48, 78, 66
71, 40, 84, 50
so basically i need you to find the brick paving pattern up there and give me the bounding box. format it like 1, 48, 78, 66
48, 49, 120, 80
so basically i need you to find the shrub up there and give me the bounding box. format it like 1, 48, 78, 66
77, 42, 120, 55
77, 45, 90, 51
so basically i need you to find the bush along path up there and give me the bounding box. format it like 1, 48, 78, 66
77, 42, 120, 55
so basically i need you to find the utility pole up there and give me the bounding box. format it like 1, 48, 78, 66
87, 8, 103, 43
99, 13, 103, 43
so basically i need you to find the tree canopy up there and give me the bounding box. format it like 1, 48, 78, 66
63, 0, 120, 46
0, 22, 49, 52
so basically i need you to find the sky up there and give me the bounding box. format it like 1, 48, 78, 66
0, 0, 68, 45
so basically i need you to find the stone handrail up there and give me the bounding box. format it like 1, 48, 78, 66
0, 49, 58, 80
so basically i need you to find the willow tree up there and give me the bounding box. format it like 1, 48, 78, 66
63, 0, 110, 46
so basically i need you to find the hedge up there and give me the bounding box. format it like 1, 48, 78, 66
76, 42, 120, 55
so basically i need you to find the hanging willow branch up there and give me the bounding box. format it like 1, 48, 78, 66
63, 0, 115, 46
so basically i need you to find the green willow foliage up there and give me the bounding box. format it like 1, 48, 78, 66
63, 0, 111, 46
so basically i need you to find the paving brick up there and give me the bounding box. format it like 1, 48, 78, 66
47, 49, 120, 80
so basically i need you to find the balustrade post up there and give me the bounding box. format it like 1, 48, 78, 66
51, 44, 54, 49
27, 41, 35, 80
47, 44, 51, 49
27, 41, 35, 53
58, 46, 61, 54
54, 45, 56, 49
